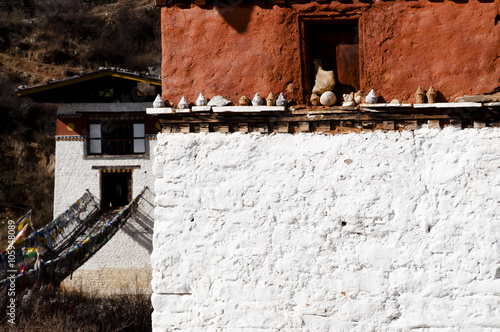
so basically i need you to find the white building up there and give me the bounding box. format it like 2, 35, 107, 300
19, 69, 161, 293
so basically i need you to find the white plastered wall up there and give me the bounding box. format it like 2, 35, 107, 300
53, 139, 156, 216
54, 103, 157, 293
61, 187, 155, 294
54, 139, 156, 293
151, 127, 500, 331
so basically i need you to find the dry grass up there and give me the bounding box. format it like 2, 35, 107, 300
0, 0, 161, 79
0, 286, 153, 332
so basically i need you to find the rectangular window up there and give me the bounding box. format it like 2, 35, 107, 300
133, 123, 145, 154
89, 124, 102, 154
301, 18, 360, 105
88, 122, 146, 155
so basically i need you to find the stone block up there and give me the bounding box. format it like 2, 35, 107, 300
180, 123, 190, 133
298, 122, 310, 132
382, 121, 395, 130
253, 123, 269, 133
399, 121, 417, 130
200, 123, 209, 133
237, 123, 248, 133
171, 124, 181, 133
361, 121, 374, 130
218, 124, 229, 133
277, 122, 289, 133
474, 121, 486, 129
339, 120, 354, 128
406, 120, 417, 130
161, 124, 172, 133
315, 121, 330, 133
428, 120, 441, 129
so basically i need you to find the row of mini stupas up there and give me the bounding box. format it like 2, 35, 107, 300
152, 87, 499, 111
311, 59, 444, 106
151, 87, 439, 111
153, 92, 287, 110
335, 86, 438, 106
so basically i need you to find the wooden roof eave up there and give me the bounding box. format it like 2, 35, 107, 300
17, 70, 161, 97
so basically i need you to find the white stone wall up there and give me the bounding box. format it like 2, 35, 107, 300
53, 139, 156, 217
151, 127, 500, 331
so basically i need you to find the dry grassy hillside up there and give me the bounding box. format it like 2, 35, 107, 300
0, 0, 161, 234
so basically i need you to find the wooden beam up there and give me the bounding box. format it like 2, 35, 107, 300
158, 112, 496, 124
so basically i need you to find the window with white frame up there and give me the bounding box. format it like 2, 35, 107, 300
88, 122, 146, 155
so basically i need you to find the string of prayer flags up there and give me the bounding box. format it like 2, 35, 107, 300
17, 210, 33, 232
0, 187, 146, 292
23, 247, 38, 260
13, 224, 29, 248
21, 192, 97, 251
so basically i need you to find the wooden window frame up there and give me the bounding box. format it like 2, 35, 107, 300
87, 121, 146, 156
98, 168, 133, 210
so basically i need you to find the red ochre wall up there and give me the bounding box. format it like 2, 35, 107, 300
161, 1, 499, 104
57, 117, 86, 136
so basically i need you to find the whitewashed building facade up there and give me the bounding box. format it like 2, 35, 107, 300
19, 69, 161, 292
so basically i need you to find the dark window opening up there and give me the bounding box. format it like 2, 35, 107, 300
304, 20, 360, 104
88, 122, 145, 155
100, 171, 132, 210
